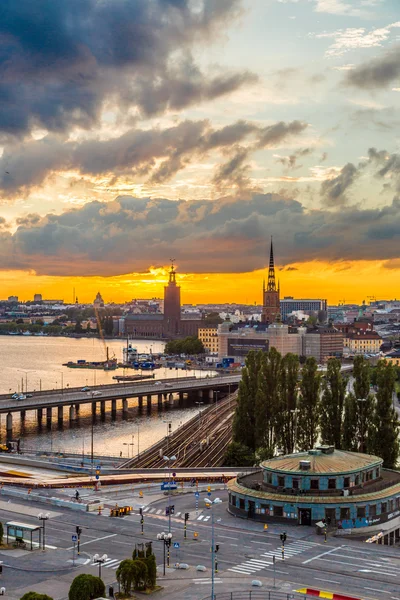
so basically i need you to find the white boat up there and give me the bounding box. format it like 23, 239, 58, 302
22, 331, 32, 336
34, 331, 48, 336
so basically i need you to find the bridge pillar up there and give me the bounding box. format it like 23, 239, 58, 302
57, 405, 63, 428
92, 402, 97, 418
138, 396, 143, 411
20, 410, 26, 423
122, 399, 128, 419
46, 407, 52, 428
178, 391, 184, 407
69, 405, 76, 422
157, 394, 163, 410
198, 389, 203, 399
100, 400, 106, 421
75, 403, 80, 415
209, 389, 214, 404
168, 393, 174, 407
146, 395, 152, 412
37, 408, 43, 427
6, 412, 12, 440
111, 399, 117, 421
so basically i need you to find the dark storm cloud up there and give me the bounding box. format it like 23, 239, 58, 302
320, 163, 359, 206
0, 119, 308, 195
2, 193, 400, 276
346, 45, 400, 89
0, 0, 250, 136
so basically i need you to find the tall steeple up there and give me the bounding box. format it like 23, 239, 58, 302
261, 237, 281, 324
169, 258, 176, 284
267, 237, 276, 292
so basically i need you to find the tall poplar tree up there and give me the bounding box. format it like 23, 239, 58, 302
352, 355, 375, 452
370, 360, 399, 468
254, 348, 282, 457
320, 358, 346, 447
296, 357, 321, 450
342, 393, 358, 451
232, 350, 261, 451
277, 353, 299, 454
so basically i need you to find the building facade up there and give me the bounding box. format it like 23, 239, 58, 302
280, 297, 327, 322
198, 326, 219, 354
228, 447, 400, 538
304, 326, 343, 363
343, 330, 382, 354
385, 350, 400, 366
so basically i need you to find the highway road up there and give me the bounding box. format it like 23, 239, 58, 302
0, 374, 241, 415
0, 487, 399, 600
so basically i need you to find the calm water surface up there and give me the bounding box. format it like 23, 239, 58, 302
0, 337, 213, 456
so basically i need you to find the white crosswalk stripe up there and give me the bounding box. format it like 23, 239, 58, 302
156, 509, 162, 515
228, 540, 319, 575
197, 515, 204, 521
91, 557, 121, 570
143, 507, 150, 512
149, 508, 156, 513
193, 578, 223, 584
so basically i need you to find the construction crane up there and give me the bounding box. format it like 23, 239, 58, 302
367, 295, 377, 305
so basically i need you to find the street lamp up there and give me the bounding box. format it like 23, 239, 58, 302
213, 390, 219, 415
357, 398, 367, 453
163, 455, 176, 533
38, 512, 50, 550
123, 435, 135, 458
290, 408, 299, 453
93, 553, 108, 579
18, 369, 35, 394
157, 532, 172, 574
90, 392, 95, 475
163, 420, 172, 452
204, 497, 222, 600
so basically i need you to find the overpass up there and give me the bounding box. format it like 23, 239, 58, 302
0, 374, 241, 439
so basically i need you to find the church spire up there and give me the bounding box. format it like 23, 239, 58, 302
267, 237, 276, 292
169, 258, 176, 284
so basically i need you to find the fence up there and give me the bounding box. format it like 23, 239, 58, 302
201, 593, 314, 600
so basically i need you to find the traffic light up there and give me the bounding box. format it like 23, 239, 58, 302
165, 507, 170, 516
184, 512, 189, 521
139, 507, 143, 516
280, 532, 287, 542
76, 526, 82, 537
0, 565, 3, 574
171, 505, 175, 515
215, 544, 219, 553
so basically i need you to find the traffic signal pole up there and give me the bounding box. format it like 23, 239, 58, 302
184, 513, 189, 538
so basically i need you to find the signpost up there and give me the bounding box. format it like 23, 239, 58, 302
195, 491, 199, 515
72, 534, 77, 566
173, 541, 180, 564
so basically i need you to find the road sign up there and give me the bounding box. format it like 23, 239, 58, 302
195, 492, 200, 498
72, 534, 77, 542
173, 542, 180, 549
207, 492, 211, 497
95, 475, 100, 480
96, 465, 101, 470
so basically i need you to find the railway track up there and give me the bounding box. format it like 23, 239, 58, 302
120, 392, 237, 469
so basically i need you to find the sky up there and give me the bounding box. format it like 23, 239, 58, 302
0, 0, 400, 305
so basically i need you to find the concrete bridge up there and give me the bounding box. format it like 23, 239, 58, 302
0, 374, 241, 439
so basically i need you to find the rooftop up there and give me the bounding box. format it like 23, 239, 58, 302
261, 448, 382, 475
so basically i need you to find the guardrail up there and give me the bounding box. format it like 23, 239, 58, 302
201, 592, 315, 600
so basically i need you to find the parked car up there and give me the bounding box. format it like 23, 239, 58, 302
18, 394, 27, 400
154, 381, 162, 386
26, 394, 33, 398
92, 391, 102, 396
81, 386, 90, 392
164, 383, 173, 387
11, 393, 19, 399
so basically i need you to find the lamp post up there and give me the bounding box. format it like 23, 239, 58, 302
93, 553, 108, 579
290, 408, 299, 453
136, 422, 140, 457
18, 369, 35, 394
38, 512, 50, 551
163, 420, 172, 453
157, 532, 172, 574
357, 398, 367, 453
91, 392, 95, 475
195, 402, 204, 445
204, 497, 222, 600
213, 390, 219, 415
123, 435, 135, 458
163, 455, 176, 533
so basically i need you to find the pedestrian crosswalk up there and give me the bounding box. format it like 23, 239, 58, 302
91, 557, 122, 570
141, 506, 205, 520
228, 540, 319, 575
193, 578, 223, 585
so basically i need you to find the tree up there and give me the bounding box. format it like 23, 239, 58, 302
68, 574, 105, 600
204, 312, 223, 325
255, 348, 282, 456
145, 553, 157, 589
223, 442, 255, 466
74, 320, 83, 334
165, 336, 204, 355
277, 353, 299, 454
319, 358, 346, 447
116, 559, 137, 595
370, 360, 399, 468
296, 357, 321, 451
20, 594, 53, 600
232, 351, 261, 451
341, 393, 358, 451
353, 355, 371, 400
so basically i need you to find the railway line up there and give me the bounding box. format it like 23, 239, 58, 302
120, 392, 237, 469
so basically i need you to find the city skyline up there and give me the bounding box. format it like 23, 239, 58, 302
0, 0, 399, 303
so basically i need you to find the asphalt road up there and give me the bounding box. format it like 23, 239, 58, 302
0, 489, 400, 599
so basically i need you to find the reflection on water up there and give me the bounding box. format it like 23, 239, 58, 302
0, 336, 214, 456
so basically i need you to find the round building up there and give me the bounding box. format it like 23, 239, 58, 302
228, 445, 400, 541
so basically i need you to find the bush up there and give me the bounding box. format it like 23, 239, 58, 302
20, 594, 53, 600
68, 574, 105, 600
223, 442, 255, 467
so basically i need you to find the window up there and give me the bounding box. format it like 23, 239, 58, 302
369, 504, 377, 517
267, 472, 273, 484
344, 477, 350, 488
340, 507, 350, 520
310, 479, 319, 490
355, 475, 360, 486
239, 498, 245, 510
231, 495, 236, 507
376, 468, 380, 479
381, 502, 387, 514
357, 506, 366, 518
273, 505, 283, 517
328, 479, 336, 489
278, 476, 285, 487
389, 499, 394, 512
292, 478, 299, 490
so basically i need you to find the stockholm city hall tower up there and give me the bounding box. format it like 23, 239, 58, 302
261, 238, 280, 324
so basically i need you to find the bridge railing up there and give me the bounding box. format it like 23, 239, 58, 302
201, 592, 315, 600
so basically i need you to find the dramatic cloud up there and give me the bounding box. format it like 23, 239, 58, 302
0, 120, 308, 196
314, 22, 400, 57
1, 193, 400, 276
0, 0, 252, 136
320, 163, 359, 206
346, 45, 400, 88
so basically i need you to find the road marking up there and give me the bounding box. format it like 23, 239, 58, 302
219, 535, 238, 540
303, 545, 339, 564
318, 557, 398, 576
254, 541, 272, 546
365, 588, 390, 593
156, 509, 162, 515
66, 533, 117, 550
315, 578, 340, 584
175, 512, 181, 518
149, 508, 156, 513
197, 515, 204, 521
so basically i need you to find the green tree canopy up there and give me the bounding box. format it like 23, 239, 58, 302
223, 442, 255, 467
320, 358, 346, 447
370, 360, 399, 468
20, 594, 53, 600
165, 336, 204, 355
297, 357, 321, 451
68, 574, 105, 600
